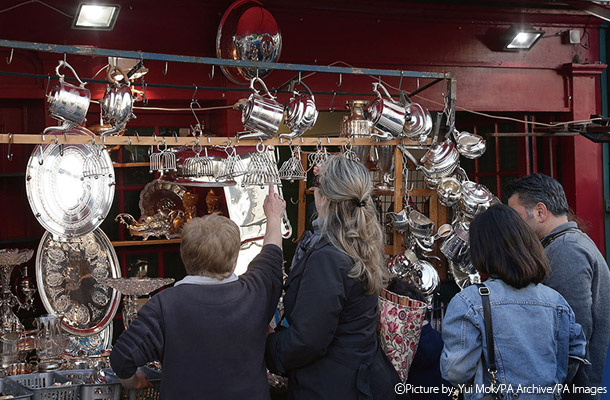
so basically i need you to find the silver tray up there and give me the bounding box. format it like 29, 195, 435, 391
36, 228, 121, 336
25, 129, 115, 241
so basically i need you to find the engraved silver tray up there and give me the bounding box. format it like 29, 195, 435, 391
36, 228, 121, 336
25, 129, 115, 241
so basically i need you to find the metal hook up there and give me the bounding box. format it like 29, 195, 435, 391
398, 71, 404, 91
142, 80, 148, 105
191, 84, 198, 102
38, 144, 44, 165
337, 73, 342, 87
289, 197, 299, 205
7, 133, 13, 161
127, 136, 132, 146
6, 48, 13, 65
209, 65, 215, 80
298, 71, 302, 84
135, 131, 141, 142
63, 53, 66, 63
40, 131, 46, 142
163, 62, 168, 76
174, 132, 179, 143
329, 91, 336, 112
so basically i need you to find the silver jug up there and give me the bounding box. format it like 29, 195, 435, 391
366, 82, 406, 140
240, 77, 284, 139
47, 60, 91, 125
440, 228, 470, 265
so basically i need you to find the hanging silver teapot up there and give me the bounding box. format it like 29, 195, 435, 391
453, 130, 486, 159
47, 60, 91, 126
281, 80, 318, 138
459, 181, 494, 219
100, 66, 135, 136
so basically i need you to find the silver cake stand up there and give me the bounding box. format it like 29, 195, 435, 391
97, 277, 174, 328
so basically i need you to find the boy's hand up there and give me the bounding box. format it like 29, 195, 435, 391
263, 185, 286, 221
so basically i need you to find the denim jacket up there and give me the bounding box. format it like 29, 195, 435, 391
440, 279, 586, 400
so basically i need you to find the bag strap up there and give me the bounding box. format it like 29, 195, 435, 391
476, 284, 499, 390
541, 227, 580, 248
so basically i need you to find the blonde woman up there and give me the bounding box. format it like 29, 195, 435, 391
266, 155, 399, 399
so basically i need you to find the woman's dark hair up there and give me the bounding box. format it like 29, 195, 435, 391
469, 204, 549, 288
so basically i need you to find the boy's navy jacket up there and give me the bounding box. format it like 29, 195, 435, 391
110, 244, 284, 400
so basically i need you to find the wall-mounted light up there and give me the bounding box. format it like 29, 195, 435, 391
504, 24, 545, 51
72, 3, 120, 30
108, 57, 149, 81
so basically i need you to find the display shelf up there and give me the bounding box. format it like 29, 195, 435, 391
112, 238, 181, 247
0, 134, 422, 147
112, 162, 150, 168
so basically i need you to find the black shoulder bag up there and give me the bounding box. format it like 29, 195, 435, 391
452, 284, 500, 400
477, 284, 500, 400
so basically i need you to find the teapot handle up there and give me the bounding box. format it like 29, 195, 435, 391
289, 79, 315, 102
250, 77, 275, 99
372, 82, 398, 104
106, 66, 131, 86
55, 60, 87, 88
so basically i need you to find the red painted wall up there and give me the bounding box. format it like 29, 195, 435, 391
0, 1, 606, 250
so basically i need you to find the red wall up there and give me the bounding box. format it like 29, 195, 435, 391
0, 1, 606, 250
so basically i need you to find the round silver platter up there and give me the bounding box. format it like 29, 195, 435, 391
36, 228, 121, 336
25, 129, 115, 241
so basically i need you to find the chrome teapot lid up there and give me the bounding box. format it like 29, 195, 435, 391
461, 181, 493, 204
421, 139, 458, 166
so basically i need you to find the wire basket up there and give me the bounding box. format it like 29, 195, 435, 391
8, 372, 80, 400
57, 369, 121, 400
0, 378, 33, 400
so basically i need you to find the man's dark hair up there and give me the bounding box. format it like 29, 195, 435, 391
505, 173, 570, 216
470, 204, 550, 289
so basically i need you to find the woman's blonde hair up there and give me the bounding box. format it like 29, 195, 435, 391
180, 213, 241, 278
317, 155, 389, 294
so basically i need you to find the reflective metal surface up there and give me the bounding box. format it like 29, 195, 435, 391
216, 0, 282, 84
101, 83, 134, 128
366, 82, 405, 140
241, 78, 284, 139
25, 130, 115, 241
36, 229, 121, 336
65, 324, 112, 356
283, 81, 318, 138
47, 61, 91, 125
224, 154, 292, 243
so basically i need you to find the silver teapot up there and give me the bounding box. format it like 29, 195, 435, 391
281, 80, 318, 138
100, 67, 135, 136
459, 181, 494, 220
453, 130, 486, 159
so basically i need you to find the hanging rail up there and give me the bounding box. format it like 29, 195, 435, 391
0, 39, 450, 80
0, 134, 425, 147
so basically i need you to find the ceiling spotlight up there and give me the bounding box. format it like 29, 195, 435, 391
73, 3, 120, 30
504, 24, 545, 51
108, 57, 149, 81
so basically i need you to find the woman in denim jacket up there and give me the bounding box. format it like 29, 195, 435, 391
441, 205, 586, 400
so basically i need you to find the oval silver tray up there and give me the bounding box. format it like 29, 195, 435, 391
25, 129, 115, 241
36, 228, 121, 336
